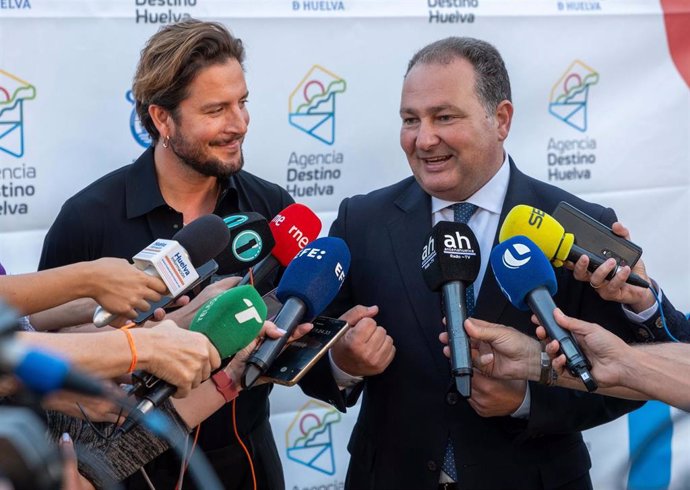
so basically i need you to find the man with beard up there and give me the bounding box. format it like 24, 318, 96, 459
38, 20, 294, 490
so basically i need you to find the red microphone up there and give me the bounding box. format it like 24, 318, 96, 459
237, 203, 322, 287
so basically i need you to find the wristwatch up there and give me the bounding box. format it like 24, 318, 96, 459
211, 370, 239, 403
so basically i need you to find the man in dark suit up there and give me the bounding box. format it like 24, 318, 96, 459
308, 37, 678, 490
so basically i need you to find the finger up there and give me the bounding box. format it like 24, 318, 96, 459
261, 320, 286, 339
545, 339, 560, 358
589, 257, 617, 287
289, 322, 313, 342
439, 331, 449, 345
478, 352, 494, 367
349, 317, 378, 343
339, 304, 378, 325
208, 346, 222, 371
535, 325, 547, 340
572, 255, 591, 281
174, 295, 191, 307
153, 308, 166, 321
463, 319, 499, 342
134, 298, 152, 312
553, 309, 595, 336
611, 222, 631, 240
552, 354, 567, 373
443, 346, 450, 359
59, 433, 83, 490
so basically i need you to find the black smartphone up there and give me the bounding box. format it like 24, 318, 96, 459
133, 259, 219, 324
552, 201, 642, 267
260, 316, 349, 386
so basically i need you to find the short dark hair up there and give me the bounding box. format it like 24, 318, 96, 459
406, 37, 511, 115
132, 19, 245, 142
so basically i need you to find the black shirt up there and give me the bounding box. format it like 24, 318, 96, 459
39, 147, 294, 490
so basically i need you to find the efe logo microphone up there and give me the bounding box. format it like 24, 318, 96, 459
502, 243, 532, 269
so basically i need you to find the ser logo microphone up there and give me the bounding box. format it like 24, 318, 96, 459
502, 243, 532, 269
528, 208, 545, 228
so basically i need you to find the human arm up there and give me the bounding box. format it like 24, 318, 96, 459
1, 258, 166, 318
16, 320, 220, 397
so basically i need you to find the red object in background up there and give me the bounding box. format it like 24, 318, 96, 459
660, 0, 690, 88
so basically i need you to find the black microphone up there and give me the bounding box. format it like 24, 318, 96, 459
490, 236, 597, 392
421, 222, 481, 398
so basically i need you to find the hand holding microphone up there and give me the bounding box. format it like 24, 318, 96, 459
499, 205, 650, 289
93, 214, 231, 327
118, 285, 267, 435
242, 236, 350, 388
490, 236, 597, 391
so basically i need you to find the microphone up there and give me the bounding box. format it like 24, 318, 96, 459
237, 203, 322, 288
93, 214, 231, 327
117, 285, 267, 435
0, 300, 107, 397
499, 205, 650, 288
490, 236, 598, 392
421, 221, 481, 397
214, 212, 275, 273
242, 236, 350, 388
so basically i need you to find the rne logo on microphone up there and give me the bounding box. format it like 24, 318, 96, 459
289, 225, 310, 249
502, 243, 531, 269
235, 298, 262, 325
271, 214, 286, 227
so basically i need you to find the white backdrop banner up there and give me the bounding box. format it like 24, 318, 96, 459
1, 1, 689, 488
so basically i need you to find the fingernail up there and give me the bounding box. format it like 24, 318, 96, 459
276, 327, 287, 335
61, 432, 72, 443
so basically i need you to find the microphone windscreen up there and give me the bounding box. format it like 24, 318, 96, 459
490, 236, 558, 311
15, 349, 69, 395
276, 236, 350, 319
215, 212, 275, 273
173, 214, 231, 266
269, 204, 322, 266
499, 205, 574, 266
421, 221, 481, 291
189, 285, 267, 358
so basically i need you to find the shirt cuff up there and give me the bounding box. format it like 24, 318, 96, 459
328, 350, 363, 390
622, 279, 661, 322
510, 383, 531, 419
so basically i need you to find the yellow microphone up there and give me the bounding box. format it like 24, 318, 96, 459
499, 205, 649, 288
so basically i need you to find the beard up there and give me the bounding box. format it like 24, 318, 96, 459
168, 131, 244, 179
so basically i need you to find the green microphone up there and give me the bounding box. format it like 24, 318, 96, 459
118, 286, 267, 435
190, 285, 268, 358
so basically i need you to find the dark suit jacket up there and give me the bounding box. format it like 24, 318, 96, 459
302, 160, 669, 490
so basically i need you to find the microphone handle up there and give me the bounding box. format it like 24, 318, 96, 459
237, 255, 280, 287
526, 287, 597, 392
441, 281, 472, 398
118, 377, 176, 435
242, 297, 306, 388
569, 244, 650, 289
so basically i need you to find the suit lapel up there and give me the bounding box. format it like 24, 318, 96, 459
386, 181, 449, 375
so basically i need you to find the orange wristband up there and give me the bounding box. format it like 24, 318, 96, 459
120, 323, 137, 373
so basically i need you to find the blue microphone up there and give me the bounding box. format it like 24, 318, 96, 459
490, 236, 597, 392
242, 237, 351, 388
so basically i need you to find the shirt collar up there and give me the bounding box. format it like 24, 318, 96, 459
431, 152, 510, 216
125, 146, 238, 219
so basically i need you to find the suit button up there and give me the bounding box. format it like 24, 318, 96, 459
427, 460, 437, 471
446, 392, 459, 405
637, 328, 650, 340
655, 317, 664, 329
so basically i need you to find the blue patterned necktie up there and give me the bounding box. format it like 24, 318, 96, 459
441, 202, 478, 482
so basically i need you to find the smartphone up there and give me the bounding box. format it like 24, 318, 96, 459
552, 201, 642, 267
260, 316, 349, 386
133, 259, 219, 324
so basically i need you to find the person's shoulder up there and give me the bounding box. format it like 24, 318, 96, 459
59, 164, 132, 214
